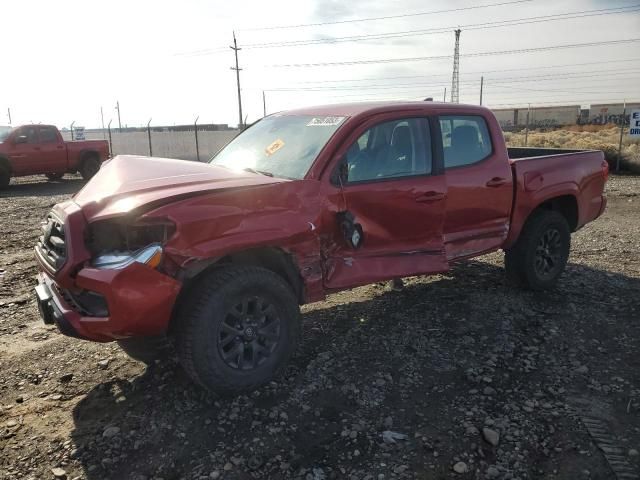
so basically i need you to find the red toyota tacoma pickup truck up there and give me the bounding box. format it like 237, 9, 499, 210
33, 102, 608, 394
0, 124, 109, 187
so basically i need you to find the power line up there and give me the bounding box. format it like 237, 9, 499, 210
265, 78, 637, 99
240, 5, 640, 49
268, 38, 640, 68
264, 69, 640, 92
486, 98, 637, 107
177, 5, 640, 56
269, 58, 640, 87
238, 0, 534, 31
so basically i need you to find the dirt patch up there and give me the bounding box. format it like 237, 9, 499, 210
1, 174, 638, 480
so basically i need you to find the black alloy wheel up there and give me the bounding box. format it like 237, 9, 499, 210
534, 228, 563, 279
218, 295, 281, 371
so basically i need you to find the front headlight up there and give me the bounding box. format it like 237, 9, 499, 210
86, 218, 175, 270
92, 243, 163, 270
87, 219, 175, 253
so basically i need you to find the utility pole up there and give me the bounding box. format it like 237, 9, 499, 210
479, 76, 484, 105
617, 100, 626, 173
524, 103, 531, 146
7, 108, 11, 125
443, 87, 446, 102
100, 107, 106, 139
263, 91, 266, 117
450, 29, 461, 104
115, 101, 122, 132
230, 32, 244, 130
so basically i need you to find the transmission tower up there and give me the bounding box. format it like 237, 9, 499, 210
450, 29, 461, 103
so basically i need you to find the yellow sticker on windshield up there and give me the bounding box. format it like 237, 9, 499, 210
265, 138, 285, 156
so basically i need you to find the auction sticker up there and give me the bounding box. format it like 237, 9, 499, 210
306, 116, 345, 127
265, 138, 285, 156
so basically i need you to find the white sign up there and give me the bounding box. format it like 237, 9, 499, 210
630, 110, 640, 138
73, 126, 85, 140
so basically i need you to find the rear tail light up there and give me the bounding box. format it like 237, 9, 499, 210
601, 160, 609, 181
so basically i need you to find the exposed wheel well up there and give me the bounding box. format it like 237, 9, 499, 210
168, 247, 304, 335
533, 195, 578, 231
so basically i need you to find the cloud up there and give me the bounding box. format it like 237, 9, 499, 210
311, 0, 356, 22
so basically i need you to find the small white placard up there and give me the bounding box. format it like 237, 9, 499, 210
306, 116, 345, 127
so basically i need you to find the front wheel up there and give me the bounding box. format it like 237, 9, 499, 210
175, 266, 301, 395
0, 168, 9, 188
505, 210, 571, 290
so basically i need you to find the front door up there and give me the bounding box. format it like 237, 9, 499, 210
8, 126, 40, 176
323, 116, 448, 290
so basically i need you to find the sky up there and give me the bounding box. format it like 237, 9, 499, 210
0, 0, 638, 128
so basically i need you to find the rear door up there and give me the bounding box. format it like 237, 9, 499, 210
437, 114, 513, 260
8, 126, 39, 175
323, 115, 448, 290
36, 126, 67, 173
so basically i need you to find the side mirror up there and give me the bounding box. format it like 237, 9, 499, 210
331, 156, 349, 185
14, 135, 28, 144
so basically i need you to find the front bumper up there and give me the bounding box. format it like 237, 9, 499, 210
35, 262, 181, 342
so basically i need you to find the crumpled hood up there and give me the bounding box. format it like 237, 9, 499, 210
74, 155, 286, 221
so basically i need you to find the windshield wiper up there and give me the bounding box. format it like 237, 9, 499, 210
243, 167, 273, 177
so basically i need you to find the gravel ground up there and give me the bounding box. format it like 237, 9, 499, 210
0, 174, 638, 480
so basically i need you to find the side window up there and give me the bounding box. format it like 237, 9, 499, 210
345, 118, 431, 183
38, 127, 58, 143
16, 127, 39, 144
439, 115, 492, 168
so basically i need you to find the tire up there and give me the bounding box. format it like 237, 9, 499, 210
117, 336, 170, 365
504, 210, 571, 290
80, 155, 100, 180
46, 173, 64, 181
175, 266, 301, 395
0, 168, 9, 189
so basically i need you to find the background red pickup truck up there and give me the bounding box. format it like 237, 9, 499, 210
0, 124, 109, 187
33, 101, 608, 395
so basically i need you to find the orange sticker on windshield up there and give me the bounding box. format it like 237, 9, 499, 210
265, 138, 285, 156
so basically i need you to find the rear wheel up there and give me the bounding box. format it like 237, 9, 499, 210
80, 155, 100, 180
505, 210, 570, 290
175, 266, 301, 395
46, 173, 64, 181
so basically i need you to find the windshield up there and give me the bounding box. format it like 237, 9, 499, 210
210, 114, 346, 179
0, 126, 12, 142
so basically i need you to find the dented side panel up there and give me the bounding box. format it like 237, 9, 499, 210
319, 176, 449, 290
143, 180, 327, 302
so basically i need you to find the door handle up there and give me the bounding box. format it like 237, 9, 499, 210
56, 146, 64, 149
415, 191, 445, 203
486, 177, 507, 187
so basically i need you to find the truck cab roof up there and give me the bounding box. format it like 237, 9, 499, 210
282, 101, 491, 118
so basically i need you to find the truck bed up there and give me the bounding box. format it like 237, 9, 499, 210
508, 147, 587, 160
504, 147, 607, 249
